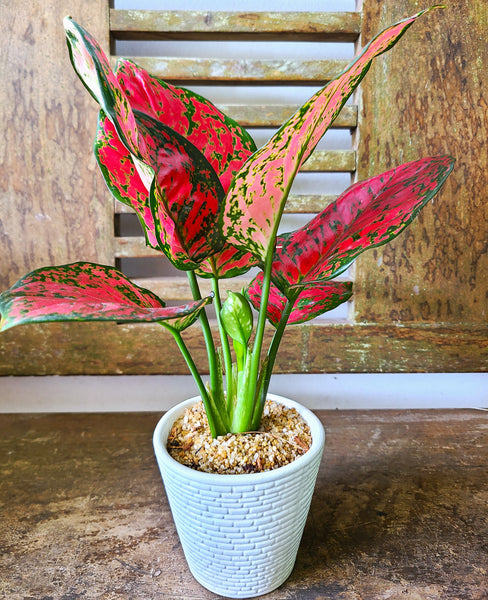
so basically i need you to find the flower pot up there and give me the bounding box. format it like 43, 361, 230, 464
153, 393, 325, 599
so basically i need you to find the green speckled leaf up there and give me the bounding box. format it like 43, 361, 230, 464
0, 263, 212, 332
222, 7, 443, 261
271, 156, 455, 294
246, 273, 353, 326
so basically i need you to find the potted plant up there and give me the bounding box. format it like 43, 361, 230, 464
0, 5, 452, 598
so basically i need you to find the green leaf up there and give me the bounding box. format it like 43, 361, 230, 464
220, 291, 253, 346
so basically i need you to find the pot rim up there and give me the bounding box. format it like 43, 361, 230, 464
153, 393, 325, 484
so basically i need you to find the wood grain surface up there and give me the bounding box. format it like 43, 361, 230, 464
0, 0, 113, 291
355, 1, 488, 325
1, 409, 487, 599
0, 321, 486, 375
109, 9, 361, 42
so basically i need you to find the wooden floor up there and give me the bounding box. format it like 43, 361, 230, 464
0, 409, 487, 599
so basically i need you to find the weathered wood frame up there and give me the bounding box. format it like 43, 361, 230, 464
0, 1, 486, 375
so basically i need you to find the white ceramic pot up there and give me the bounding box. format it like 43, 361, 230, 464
153, 393, 325, 599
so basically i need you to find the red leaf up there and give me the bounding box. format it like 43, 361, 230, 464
196, 246, 258, 279
0, 263, 212, 332
270, 156, 454, 293
64, 18, 145, 160
95, 113, 224, 269
137, 113, 226, 267
65, 18, 255, 269
246, 273, 353, 326
96, 109, 227, 268
95, 114, 159, 249
115, 59, 256, 191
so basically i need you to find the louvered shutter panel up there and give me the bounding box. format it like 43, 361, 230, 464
0, 1, 486, 375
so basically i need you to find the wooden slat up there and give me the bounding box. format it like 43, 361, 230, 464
302, 149, 355, 172
133, 276, 248, 300
221, 104, 357, 128
131, 275, 351, 301
114, 194, 338, 215
113, 56, 350, 84
91, 103, 356, 131
285, 194, 338, 213
114, 237, 155, 258
110, 10, 361, 42
0, 322, 486, 375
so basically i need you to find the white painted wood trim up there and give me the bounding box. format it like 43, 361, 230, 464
1, 374, 486, 412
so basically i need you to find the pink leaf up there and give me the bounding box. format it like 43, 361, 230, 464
65, 18, 251, 269
0, 263, 212, 332
246, 273, 353, 326
196, 246, 258, 279
223, 7, 443, 260
116, 59, 256, 191
64, 18, 144, 159
96, 110, 226, 268
137, 113, 226, 267
95, 113, 159, 249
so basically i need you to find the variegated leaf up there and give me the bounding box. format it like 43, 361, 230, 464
196, 246, 258, 279
95, 112, 159, 249
66, 18, 251, 269
270, 156, 455, 294
97, 111, 226, 268
223, 6, 443, 260
246, 273, 353, 326
136, 112, 226, 268
64, 17, 144, 160
116, 59, 257, 191
0, 263, 212, 332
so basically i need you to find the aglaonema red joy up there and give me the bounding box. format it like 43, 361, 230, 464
0, 7, 453, 437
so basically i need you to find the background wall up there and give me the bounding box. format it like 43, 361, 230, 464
1, 0, 486, 411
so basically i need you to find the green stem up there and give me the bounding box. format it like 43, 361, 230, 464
159, 322, 222, 437
251, 292, 298, 430
265, 293, 298, 391
232, 179, 295, 432
250, 249, 274, 385
247, 179, 297, 427
187, 271, 218, 391
211, 277, 234, 411
186, 271, 228, 432
230, 351, 252, 432
232, 249, 274, 432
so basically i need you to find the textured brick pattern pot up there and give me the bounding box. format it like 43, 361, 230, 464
153, 394, 325, 598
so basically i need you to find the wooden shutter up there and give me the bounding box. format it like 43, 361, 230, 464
0, 1, 486, 375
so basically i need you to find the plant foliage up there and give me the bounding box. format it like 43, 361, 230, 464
0, 6, 453, 436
